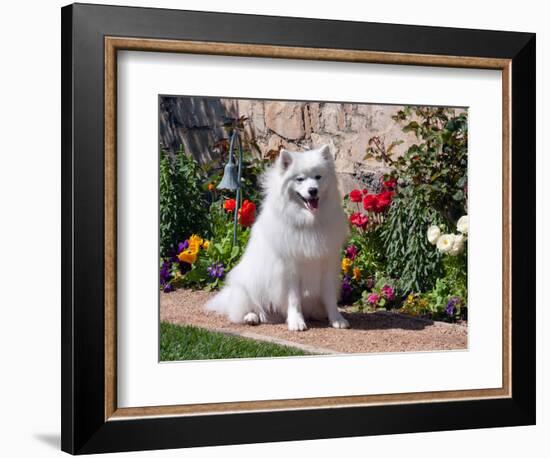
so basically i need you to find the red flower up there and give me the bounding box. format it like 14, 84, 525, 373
363, 194, 378, 212
223, 198, 236, 212
375, 191, 394, 212
383, 177, 397, 190
349, 212, 368, 229
238, 200, 256, 227
349, 189, 363, 203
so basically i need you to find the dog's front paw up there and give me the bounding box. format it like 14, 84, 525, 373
287, 315, 308, 332
330, 315, 350, 329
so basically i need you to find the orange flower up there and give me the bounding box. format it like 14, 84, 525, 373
341, 257, 352, 274
352, 267, 361, 281
223, 198, 236, 212
187, 234, 203, 253
208, 183, 215, 191
177, 248, 198, 264
238, 200, 256, 227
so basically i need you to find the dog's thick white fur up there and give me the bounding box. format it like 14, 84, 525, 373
205, 145, 350, 331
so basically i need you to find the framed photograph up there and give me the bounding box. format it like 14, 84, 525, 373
61, 3, 536, 454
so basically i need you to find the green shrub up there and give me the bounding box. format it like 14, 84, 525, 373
381, 193, 445, 293
159, 145, 209, 257
424, 254, 467, 318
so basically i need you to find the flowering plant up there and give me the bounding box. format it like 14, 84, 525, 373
159, 195, 256, 292
159, 233, 210, 292
346, 178, 396, 231
427, 214, 468, 257
360, 278, 398, 310
340, 178, 398, 306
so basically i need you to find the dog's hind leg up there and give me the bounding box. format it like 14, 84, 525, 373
243, 312, 260, 325
225, 285, 256, 324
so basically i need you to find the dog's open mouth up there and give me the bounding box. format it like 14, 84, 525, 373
297, 193, 319, 212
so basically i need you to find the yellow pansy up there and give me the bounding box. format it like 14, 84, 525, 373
188, 234, 203, 252
177, 248, 198, 264
202, 240, 210, 250
352, 267, 361, 281
341, 257, 352, 274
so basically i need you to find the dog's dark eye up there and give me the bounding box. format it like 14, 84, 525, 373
315, 175, 322, 180
296, 177, 305, 182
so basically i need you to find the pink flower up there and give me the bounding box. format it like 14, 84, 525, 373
381, 284, 395, 301
367, 293, 380, 305
349, 212, 368, 230
345, 244, 358, 260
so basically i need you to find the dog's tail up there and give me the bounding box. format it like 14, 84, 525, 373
204, 284, 252, 323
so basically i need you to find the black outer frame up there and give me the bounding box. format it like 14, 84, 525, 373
61, 3, 536, 454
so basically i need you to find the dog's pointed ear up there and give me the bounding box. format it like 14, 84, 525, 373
278, 149, 293, 171
318, 144, 333, 162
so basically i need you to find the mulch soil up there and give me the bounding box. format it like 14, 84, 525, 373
160, 288, 467, 354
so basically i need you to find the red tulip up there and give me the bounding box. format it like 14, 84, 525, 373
363, 194, 377, 212
223, 198, 236, 212
349, 189, 363, 203
238, 200, 256, 227
375, 191, 394, 212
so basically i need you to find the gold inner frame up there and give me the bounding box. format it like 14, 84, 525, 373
104, 37, 512, 421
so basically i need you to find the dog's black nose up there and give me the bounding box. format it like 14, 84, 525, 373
308, 187, 318, 197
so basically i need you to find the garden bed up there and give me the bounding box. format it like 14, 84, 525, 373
160, 289, 467, 355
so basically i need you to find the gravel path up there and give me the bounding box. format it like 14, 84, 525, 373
160, 289, 467, 354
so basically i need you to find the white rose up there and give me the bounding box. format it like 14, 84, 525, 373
449, 233, 466, 256
427, 225, 441, 245
457, 215, 468, 234
436, 234, 455, 253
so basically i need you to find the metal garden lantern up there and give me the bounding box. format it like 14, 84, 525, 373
216, 129, 243, 246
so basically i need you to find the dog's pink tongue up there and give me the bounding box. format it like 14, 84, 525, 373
307, 198, 319, 211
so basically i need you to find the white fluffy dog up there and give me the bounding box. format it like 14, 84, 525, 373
205, 145, 350, 331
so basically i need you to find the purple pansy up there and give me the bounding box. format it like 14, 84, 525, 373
341, 275, 353, 303
163, 283, 174, 293
207, 262, 225, 279
160, 260, 172, 285
445, 297, 460, 317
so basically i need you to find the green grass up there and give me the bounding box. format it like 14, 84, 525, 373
160, 321, 311, 361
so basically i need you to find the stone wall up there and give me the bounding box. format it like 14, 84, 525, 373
159, 96, 419, 193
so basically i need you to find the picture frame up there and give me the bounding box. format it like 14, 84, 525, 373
61, 3, 536, 454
